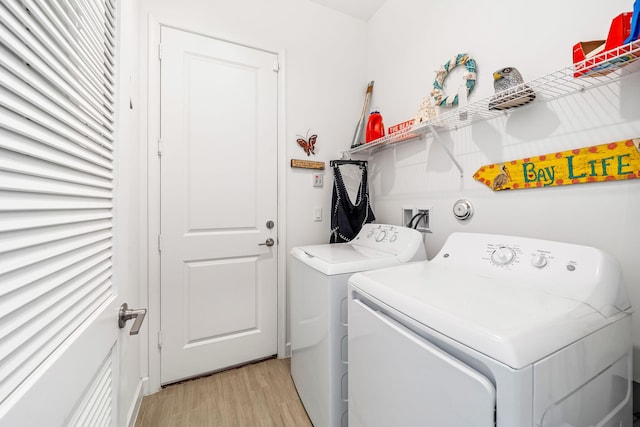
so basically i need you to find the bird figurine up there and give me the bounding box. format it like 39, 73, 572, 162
488, 67, 536, 111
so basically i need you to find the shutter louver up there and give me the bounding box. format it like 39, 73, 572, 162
66, 351, 113, 427
0, 0, 116, 407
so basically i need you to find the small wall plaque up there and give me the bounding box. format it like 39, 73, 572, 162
290, 159, 325, 170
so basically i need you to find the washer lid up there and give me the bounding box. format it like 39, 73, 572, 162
290, 244, 399, 275
348, 262, 623, 369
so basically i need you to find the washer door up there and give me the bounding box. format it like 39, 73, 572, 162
349, 298, 496, 427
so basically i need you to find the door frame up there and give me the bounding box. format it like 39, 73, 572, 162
142, 16, 288, 394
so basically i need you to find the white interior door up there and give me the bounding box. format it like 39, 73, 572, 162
159, 27, 279, 384
0, 1, 131, 425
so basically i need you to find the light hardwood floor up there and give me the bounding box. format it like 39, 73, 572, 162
135, 358, 312, 427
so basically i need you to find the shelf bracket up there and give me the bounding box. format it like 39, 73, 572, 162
427, 123, 464, 177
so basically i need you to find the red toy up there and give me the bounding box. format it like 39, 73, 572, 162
573, 12, 635, 77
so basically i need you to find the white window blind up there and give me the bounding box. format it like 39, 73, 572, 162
0, 0, 116, 406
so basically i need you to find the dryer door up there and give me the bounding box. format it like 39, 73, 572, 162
349, 298, 496, 427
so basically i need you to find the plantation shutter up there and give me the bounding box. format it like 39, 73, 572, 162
0, 0, 116, 408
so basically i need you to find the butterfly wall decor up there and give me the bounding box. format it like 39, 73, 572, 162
297, 132, 317, 156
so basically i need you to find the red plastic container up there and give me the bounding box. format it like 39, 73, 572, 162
573, 12, 634, 77
366, 111, 385, 143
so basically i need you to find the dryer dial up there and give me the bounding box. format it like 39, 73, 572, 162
531, 253, 548, 268
491, 246, 516, 266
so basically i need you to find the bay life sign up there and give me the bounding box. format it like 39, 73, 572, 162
473, 138, 640, 191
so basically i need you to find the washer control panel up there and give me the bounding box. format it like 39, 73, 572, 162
434, 232, 615, 280
433, 232, 629, 315
485, 242, 555, 270
360, 224, 400, 244
350, 223, 426, 262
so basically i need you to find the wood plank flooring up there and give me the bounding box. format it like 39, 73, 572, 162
134, 358, 312, 427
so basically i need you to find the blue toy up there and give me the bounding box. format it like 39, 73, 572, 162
624, 0, 640, 43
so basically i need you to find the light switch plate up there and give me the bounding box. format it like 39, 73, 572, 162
313, 173, 324, 187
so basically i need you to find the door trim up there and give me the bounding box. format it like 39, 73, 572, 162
142, 16, 287, 394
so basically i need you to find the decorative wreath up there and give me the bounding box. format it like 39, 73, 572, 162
431, 53, 477, 107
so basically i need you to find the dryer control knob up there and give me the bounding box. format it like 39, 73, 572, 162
375, 231, 387, 242
491, 246, 516, 266
532, 254, 548, 268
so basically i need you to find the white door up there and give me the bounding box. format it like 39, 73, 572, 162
159, 27, 279, 384
0, 1, 136, 426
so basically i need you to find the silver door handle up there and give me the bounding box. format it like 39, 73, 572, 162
258, 238, 275, 247
118, 303, 147, 335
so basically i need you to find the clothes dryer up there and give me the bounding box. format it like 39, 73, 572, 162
348, 232, 632, 427
290, 223, 426, 427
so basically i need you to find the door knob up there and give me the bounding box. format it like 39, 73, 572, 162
118, 303, 147, 335
258, 238, 275, 247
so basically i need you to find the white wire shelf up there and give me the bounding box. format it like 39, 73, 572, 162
344, 38, 640, 159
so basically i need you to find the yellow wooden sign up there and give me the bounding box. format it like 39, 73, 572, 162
290, 159, 325, 170
474, 137, 640, 191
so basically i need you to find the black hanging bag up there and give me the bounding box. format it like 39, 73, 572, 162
330, 161, 375, 243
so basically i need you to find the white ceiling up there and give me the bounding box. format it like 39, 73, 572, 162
308, 0, 387, 21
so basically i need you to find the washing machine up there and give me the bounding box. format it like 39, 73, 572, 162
290, 223, 426, 427
348, 232, 632, 427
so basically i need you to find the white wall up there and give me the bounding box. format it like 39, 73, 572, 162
365, 0, 640, 379
137, 0, 367, 391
